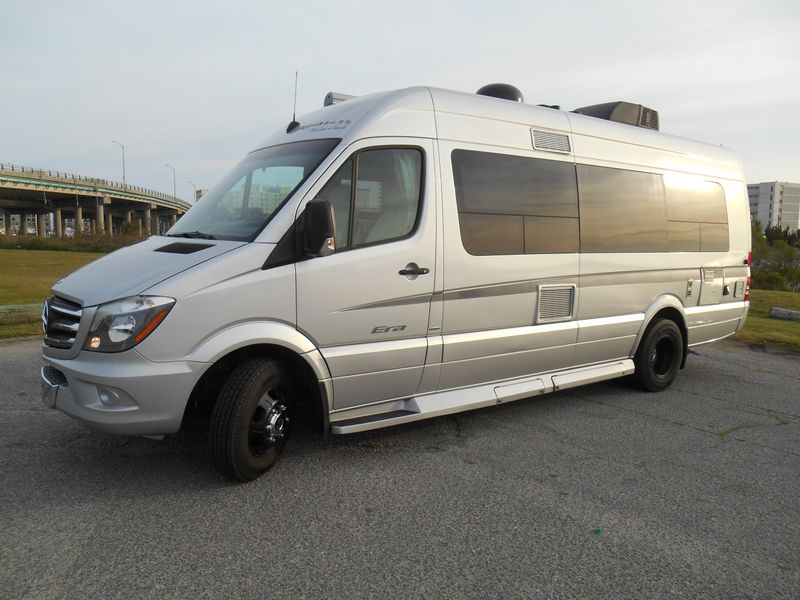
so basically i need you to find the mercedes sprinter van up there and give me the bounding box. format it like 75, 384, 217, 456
41, 84, 751, 481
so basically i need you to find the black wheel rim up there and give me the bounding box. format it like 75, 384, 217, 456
249, 387, 290, 457
651, 337, 674, 377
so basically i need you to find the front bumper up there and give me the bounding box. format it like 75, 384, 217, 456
41, 348, 208, 436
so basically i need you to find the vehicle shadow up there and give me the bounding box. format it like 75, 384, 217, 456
28, 378, 629, 499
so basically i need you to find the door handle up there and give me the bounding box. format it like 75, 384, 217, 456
399, 263, 430, 276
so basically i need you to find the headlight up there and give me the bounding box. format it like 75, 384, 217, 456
84, 296, 175, 353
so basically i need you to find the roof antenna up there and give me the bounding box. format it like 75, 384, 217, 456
287, 71, 300, 133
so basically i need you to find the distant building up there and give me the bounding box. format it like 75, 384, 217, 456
748, 181, 800, 233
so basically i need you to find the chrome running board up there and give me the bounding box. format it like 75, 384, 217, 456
330, 359, 634, 434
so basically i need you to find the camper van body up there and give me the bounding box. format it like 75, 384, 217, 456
41, 87, 751, 479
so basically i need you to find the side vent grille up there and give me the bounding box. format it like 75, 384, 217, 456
639, 107, 659, 131
537, 285, 575, 324
43, 296, 83, 349
531, 129, 571, 153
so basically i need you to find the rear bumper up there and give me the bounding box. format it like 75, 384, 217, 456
41, 349, 208, 436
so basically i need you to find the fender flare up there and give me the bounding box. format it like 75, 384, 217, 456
631, 295, 689, 362
189, 321, 331, 383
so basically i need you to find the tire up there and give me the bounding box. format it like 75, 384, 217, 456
210, 358, 295, 482
633, 318, 683, 392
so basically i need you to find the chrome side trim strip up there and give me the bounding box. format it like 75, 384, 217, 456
320, 337, 428, 377
684, 302, 747, 316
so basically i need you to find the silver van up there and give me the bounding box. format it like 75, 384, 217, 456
41, 85, 751, 481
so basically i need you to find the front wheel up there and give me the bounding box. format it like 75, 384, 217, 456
210, 358, 295, 482
633, 318, 683, 392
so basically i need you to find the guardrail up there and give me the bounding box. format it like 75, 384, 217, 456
0, 162, 189, 208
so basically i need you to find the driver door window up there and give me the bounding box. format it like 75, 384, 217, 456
314, 148, 422, 250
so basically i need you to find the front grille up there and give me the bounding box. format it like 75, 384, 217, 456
43, 296, 83, 349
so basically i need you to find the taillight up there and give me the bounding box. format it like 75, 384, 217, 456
744, 252, 752, 301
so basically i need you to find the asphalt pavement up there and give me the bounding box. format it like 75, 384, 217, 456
1, 337, 798, 599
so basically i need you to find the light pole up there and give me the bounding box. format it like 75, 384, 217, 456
186, 180, 197, 203
165, 163, 176, 199
112, 140, 126, 185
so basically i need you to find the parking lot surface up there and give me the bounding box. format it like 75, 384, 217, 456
1, 337, 798, 599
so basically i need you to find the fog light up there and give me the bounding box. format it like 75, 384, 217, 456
98, 388, 120, 406
89, 336, 101, 349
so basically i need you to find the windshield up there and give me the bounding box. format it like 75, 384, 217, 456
168, 138, 340, 241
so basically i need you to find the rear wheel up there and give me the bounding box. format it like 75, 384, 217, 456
633, 318, 683, 392
210, 358, 295, 481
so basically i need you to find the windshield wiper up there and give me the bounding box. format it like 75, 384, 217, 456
167, 231, 216, 240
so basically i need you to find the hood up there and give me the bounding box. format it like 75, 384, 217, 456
51, 236, 247, 307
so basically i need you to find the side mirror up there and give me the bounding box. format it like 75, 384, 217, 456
303, 199, 335, 257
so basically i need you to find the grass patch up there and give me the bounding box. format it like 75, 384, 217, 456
0, 321, 41, 339
0, 249, 102, 338
733, 289, 800, 353
0, 249, 102, 305
0, 232, 145, 253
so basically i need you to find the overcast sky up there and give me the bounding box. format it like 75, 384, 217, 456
2, 0, 798, 202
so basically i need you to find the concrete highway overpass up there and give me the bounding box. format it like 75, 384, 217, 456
0, 163, 191, 237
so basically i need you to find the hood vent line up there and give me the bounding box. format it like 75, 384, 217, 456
155, 242, 213, 254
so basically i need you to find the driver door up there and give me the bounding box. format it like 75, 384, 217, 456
296, 138, 437, 410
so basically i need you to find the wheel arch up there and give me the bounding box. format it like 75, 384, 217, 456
185, 322, 332, 436
632, 295, 689, 368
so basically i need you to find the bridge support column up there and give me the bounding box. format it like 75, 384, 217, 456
1, 209, 8, 236
136, 217, 143, 236
75, 206, 83, 234
125, 211, 132, 224
170, 213, 177, 227
144, 208, 152, 235
96, 203, 105, 235
106, 212, 113, 238
19, 213, 28, 237
54, 207, 63, 238
37, 213, 46, 238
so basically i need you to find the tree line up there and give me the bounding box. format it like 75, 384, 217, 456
751, 220, 800, 291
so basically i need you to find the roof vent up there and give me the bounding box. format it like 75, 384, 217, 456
476, 83, 524, 103
572, 101, 660, 131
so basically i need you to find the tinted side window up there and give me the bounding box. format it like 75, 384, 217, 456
314, 148, 422, 251
578, 165, 668, 253
452, 150, 578, 255
665, 176, 729, 251
354, 149, 422, 247
665, 177, 727, 223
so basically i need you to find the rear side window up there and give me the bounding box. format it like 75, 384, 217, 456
664, 175, 729, 251
452, 150, 729, 255
452, 150, 578, 255
578, 165, 669, 253
314, 148, 422, 250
